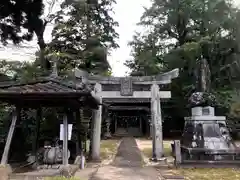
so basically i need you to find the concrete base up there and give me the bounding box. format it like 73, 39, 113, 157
0, 165, 12, 180
191, 106, 215, 116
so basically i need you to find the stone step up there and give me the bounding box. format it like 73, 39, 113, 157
157, 169, 184, 180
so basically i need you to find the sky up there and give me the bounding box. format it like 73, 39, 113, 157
108, 0, 151, 76
0, 0, 239, 77
0, 0, 151, 77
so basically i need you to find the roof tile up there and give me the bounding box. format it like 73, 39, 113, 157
0, 77, 89, 94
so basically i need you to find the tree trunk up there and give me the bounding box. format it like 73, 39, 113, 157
35, 21, 48, 70
37, 35, 47, 70
89, 113, 94, 155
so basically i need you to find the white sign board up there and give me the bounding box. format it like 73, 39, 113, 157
60, 124, 73, 141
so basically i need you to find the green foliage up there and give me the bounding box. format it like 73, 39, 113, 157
0, 104, 11, 141
127, 0, 240, 117
0, 0, 118, 159
0, 0, 62, 70
0, 60, 45, 81
0, 59, 60, 147
48, 0, 119, 75
125, 32, 164, 76
0, 0, 44, 44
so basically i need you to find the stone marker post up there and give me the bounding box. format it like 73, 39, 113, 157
151, 83, 163, 160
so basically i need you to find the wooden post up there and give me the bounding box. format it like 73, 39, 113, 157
75, 109, 82, 155
33, 108, 41, 155
151, 83, 163, 160
91, 83, 102, 161
140, 117, 142, 135
147, 117, 151, 138
125, 118, 129, 133
63, 113, 69, 165
115, 117, 117, 133
79, 109, 87, 153
1, 108, 19, 165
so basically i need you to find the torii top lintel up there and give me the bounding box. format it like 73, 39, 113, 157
74, 68, 179, 85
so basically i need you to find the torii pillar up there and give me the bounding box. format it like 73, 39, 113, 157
90, 83, 102, 161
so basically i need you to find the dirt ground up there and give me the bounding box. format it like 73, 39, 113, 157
75, 138, 161, 180
136, 139, 172, 152
92, 165, 160, 180
136, 139, 174, 164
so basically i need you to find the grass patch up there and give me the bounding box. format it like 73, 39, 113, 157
141, 141, 172, 158
178, 168, 240, 180
100, 140, 119, 160
139, 140, 240, 180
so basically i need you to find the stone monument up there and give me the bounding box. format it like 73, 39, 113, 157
181, 104, 240, 161
179, 57, 240, 162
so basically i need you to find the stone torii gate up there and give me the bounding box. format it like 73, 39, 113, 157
75, 68, 179, 161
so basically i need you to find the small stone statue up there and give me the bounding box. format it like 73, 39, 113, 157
104, 116, 112, 139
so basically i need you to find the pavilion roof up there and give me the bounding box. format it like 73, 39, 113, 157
0, 76, 88, 93
0, 76, 99, 109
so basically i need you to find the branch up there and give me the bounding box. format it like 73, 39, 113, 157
167, 29, 178, 39
44, 0, 59, 23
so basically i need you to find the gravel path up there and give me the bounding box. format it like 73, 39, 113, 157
112, 137, 143, 167
90, 137, 161, 180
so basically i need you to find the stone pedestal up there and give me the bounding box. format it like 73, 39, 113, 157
191, 106, 215, 116
0, 165, 12, 180
181, 106, 239, 161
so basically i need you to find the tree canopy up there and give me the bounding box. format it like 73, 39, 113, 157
48, 0, 119, 75
126, 0, 240, 117
0, 0, 119, 153
0, 0, 44, 44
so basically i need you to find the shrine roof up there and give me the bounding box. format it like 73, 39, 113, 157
75, 68, 179, 85
0, 76, 99, 108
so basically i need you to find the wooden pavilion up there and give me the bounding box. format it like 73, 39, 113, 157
0, 75, 100, 167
